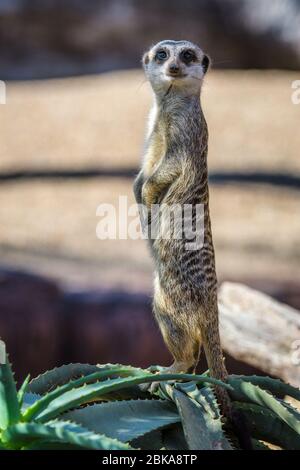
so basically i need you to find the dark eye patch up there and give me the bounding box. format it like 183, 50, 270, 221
181, 49, 197, 64
155, 49, 168, 62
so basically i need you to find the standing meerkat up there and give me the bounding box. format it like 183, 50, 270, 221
133, 40, 230, 416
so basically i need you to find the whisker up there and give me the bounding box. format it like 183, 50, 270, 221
211, 59, 233, 66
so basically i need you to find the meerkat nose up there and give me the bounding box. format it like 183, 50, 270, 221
168, 63, 180, 75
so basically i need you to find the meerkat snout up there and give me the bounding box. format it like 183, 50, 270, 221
143, 39, 211, 97
168, 63, 180, 76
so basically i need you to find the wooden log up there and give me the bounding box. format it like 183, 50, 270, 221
219, 282, 300, 387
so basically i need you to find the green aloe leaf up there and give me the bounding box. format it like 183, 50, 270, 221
277, 398, 300, 423
0, 358, 21, 430
158, 382, 232, 448
229, 379, 300, 435
2, 421, 133, 450
234, 402, 300, 450
28, 364, 104, 394
230, 375, 300, 402
28, 363, 146, 394
175, 382, 220, 419
24, 372, 230, 423
21, 393, 41, 411
173, 389, 233, 450
64, 399, 180, 443
23, 441, 85, 450
131, 429, 164, 450
162, 423, 188, 450
251, 439, 271, 450
23, 367, 149, 422
17, 375, 30, 408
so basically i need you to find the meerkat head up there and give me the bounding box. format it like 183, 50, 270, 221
142, 39, 210, 98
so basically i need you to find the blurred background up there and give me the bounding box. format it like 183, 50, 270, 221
0, 0, 299, 383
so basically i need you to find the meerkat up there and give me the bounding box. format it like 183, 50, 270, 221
133, 41, 253, 445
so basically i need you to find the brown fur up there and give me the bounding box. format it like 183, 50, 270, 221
133, 40, 231, 418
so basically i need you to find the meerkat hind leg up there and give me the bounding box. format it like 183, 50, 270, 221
141, 318, 201, 393
159, 313, 201, 372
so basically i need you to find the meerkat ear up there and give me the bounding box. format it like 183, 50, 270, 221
142, 52, 150, 66
202, 54, 211, 74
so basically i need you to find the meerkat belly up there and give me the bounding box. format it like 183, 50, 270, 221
142, 131, 166, 179
152, 236, 217, 307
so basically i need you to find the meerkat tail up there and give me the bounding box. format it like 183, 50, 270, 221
201, 311, 253, 449
200, 315, 232, 418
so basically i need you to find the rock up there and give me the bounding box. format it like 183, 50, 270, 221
219, 282, 300, 386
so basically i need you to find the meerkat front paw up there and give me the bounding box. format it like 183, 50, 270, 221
139, 381, 161, 394
139, 363, 194, 394
142, 178, 160, 209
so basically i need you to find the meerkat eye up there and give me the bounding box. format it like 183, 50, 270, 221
181, 49, 196, 64
155, 49, 168, 61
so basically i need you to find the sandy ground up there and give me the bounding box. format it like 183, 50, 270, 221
1, 69, 300, 172
0, 179, 299, 291
0, 70, 299, 291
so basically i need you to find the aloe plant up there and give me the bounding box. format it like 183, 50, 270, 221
0, 351, 300, 450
